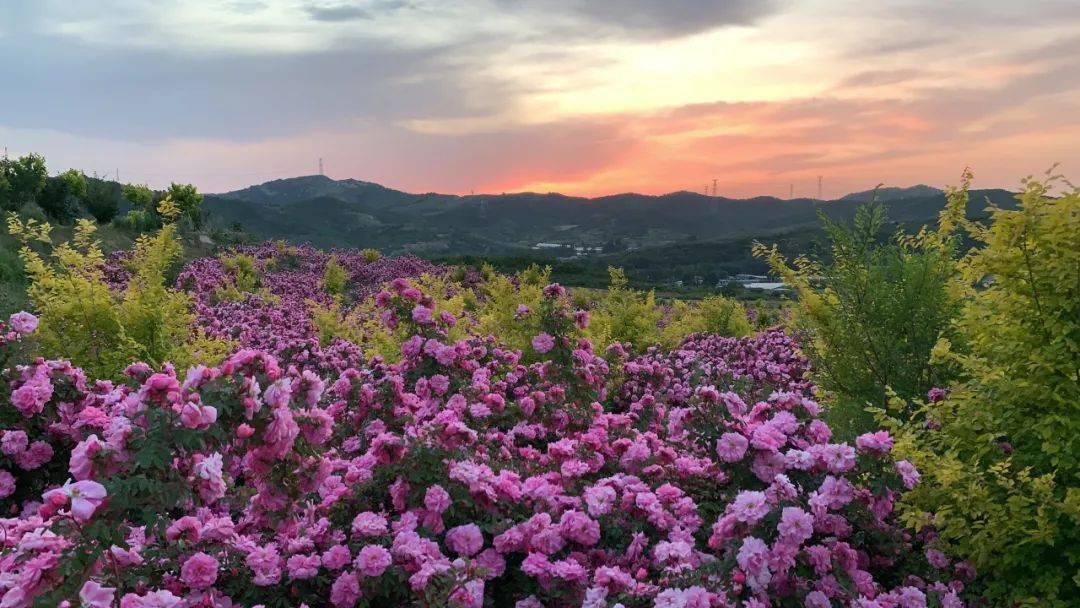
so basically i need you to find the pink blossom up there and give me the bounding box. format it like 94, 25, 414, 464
180, 552, 219, 590
8, 311, 38, 334
79, 581, 116, 608
531, 333, 555, 354
716, 432, 749, 462
446, 523, 484, 556
354, 545, 392, 577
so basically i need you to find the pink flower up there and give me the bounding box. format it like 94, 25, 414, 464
559, 510, 600, 546
896, 460, 920, 489
354, 545, 392, 577
412, 305, 433, 324
446, 523, 484, 556
79, 581, 116, 608
180, 552, 219, 590
287, 553, 321, 580
730, 490, 770, 524
1, 430, 28, 455
246, 545, 283, 586
352, 511, 388, 537
69, 434, 103, 480
716, 432, 749, 462
0, 469, 14, 499
43, 479, 107, 522
583, 485, 616, 517
322, 545, 352, 570
855, 431, 893, 455
777, 507, 814, 545
330, 571, 361, 608
8, 311, 38, 335
424, 485, 451, 513
531, 333, 555, 354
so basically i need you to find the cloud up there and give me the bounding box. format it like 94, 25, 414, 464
497, 0, 783, 38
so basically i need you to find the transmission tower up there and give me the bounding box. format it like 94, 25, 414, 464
318, 158, 324, 176
817, 175, 823, 200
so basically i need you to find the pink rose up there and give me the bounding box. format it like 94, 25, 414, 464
180, 552, 219, 590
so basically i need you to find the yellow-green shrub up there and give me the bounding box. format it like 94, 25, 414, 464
323, 255, 348, 299
878, 172, 1080, 605
314, 272, 471, 362
473, 264, 550, 353
215, 252, 260, 302
661, 295, 752, 346
7, 213, 228, 379
586, 267, 663, 352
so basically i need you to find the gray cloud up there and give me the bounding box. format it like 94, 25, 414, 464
303, 1, 412, 22
494, 0, 783, 38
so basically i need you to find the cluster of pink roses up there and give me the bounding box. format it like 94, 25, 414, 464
0, 256, 974, 607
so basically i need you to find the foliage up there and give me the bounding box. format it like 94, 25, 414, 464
0, 273, 970, 607
755, 192, 962, 439
586, 267, 664, 352
84, 178, 121, 224
323, 255, 348, 299
0, 154, 47, 212
472, 264, 550, 354
122, 183, 156, 211
215, 253, 261, 302
37, 170, 87, 222
5, 213, 221, 379
661, 294, 752, 346
166, 182, 204, 227
878, 170, 1080, 606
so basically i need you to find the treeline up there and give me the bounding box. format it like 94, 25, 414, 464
0, 152, 203, 229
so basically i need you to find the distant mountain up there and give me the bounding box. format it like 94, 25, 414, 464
203, 175, 1015, 256
839, 184, 944, 203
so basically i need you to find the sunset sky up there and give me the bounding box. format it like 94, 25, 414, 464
1, 0, 1078, 197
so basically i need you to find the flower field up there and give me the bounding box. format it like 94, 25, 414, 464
0, 241, 974, 608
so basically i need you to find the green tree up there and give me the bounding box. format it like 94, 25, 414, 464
122, 183, 155, 210
0, 154, 47, 211
166, 182, 203, 226
756, 192, 961, 438
881, 171, 1080, 605
38, 170, 87, 222
85, 178, 120, 223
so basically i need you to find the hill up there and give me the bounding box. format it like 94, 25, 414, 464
204, 175, 1014, 257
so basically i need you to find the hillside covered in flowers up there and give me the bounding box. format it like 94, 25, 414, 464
0, 231, 975, 608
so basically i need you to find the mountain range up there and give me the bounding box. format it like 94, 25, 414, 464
204, 176, 1015, 259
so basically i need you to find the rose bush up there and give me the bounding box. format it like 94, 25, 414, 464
0, 267, 973, 607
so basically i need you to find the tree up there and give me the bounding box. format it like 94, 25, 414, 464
37, 170, 87, 222
84, 178, 120, 223
167, 182, 203, 226
122, 183, 155, 210
0, 153, 47, 211
755, 192, 962, 439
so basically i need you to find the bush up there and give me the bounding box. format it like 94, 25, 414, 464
586, 267, 663, 352
323, 254, 349, 299
661, 294, 752, 346
0, 276, 971, 608
879, 171, 1080, 605
5, 214, 223, 379
755, 195, 961, 439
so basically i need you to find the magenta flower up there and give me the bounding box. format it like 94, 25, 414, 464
79, 581, 116, 608
446, 523, 484, 556
43, 479, 107, 523
531, 333, 555, 354
8, 311, 38, 335
180, 552, 219, 590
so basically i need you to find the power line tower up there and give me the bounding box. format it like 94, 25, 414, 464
817, 175, 823, 200
711, 179, 718, 197
318, 158, 324, 176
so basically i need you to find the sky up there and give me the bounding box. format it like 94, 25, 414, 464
1, 0, 1078, 198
